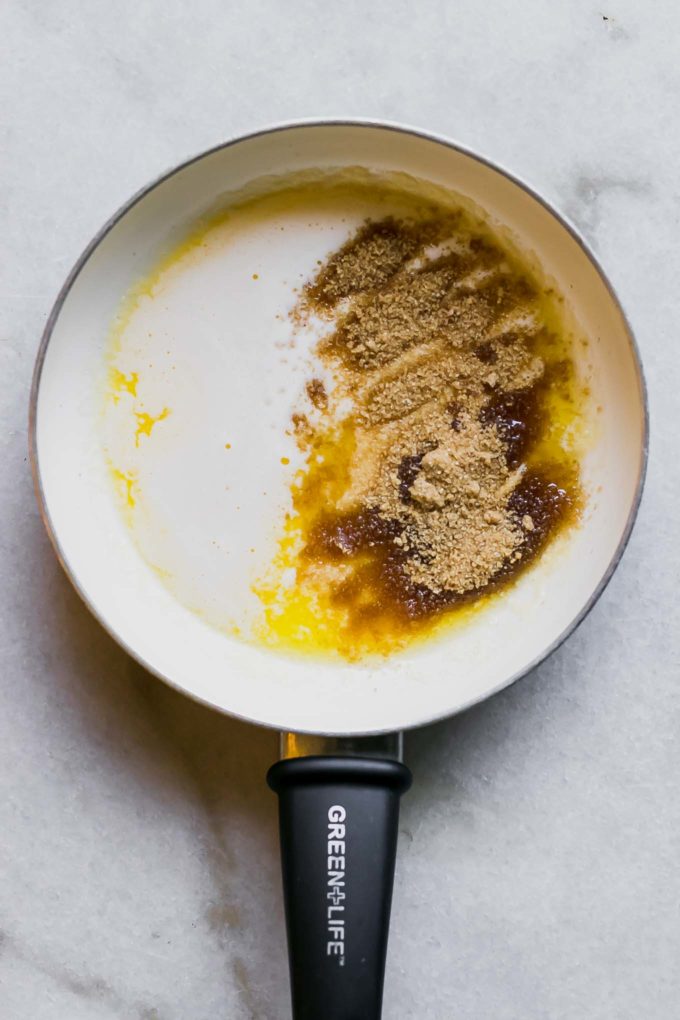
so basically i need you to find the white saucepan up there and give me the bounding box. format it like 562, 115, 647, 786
30, 121, 647, 1020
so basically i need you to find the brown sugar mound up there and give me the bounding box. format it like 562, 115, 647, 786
291, 211, 581, 619
307, 216, 457, 308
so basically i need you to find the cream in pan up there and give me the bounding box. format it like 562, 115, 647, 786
103, 169, 593, 660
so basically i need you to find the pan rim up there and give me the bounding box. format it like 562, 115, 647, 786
28, 117, 649, 736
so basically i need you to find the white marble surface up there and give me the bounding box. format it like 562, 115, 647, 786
1, 1, 678, 1017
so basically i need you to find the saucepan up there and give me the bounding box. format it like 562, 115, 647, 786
30, 121, 647, 1019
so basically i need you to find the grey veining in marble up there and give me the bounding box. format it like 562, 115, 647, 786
1, 1, 679, 1017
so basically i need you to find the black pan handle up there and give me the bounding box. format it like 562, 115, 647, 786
268, 755, 412, 1020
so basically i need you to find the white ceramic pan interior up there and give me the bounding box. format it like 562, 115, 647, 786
30, 122, 647, 735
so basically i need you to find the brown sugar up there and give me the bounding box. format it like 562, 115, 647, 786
305, 378, 328, 410
307, 217, 457, 308
264, 206, 584, 656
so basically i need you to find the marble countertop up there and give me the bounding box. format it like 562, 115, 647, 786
2, 1, 678, 1017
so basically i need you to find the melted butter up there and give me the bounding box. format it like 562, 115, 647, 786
253, 415, 503, 661
253, 386, 584, 662
109, 369, 139, 400
254, 213, 590, 662
110, 467, 138, 515
101, 169, 592, 661
134, 407, 170, 446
